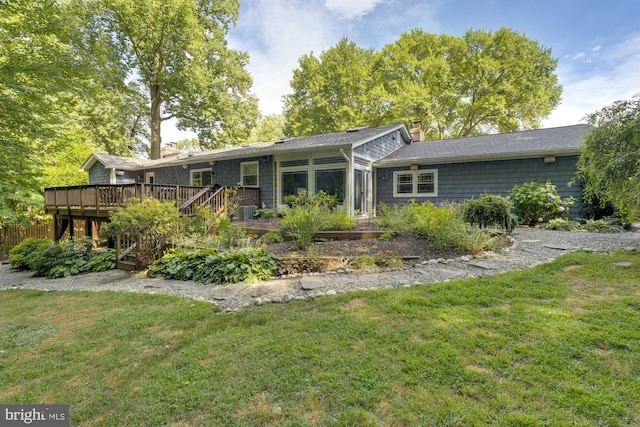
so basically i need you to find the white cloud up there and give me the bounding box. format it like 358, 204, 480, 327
323, 0, 386, 19
228, 0, 346, 116
592, 45, 601, 52
543, 34, 640, 128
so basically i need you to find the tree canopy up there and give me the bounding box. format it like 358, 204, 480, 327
577, 94, 640, 222
78, 0, 259, 158
0, 0, 79, 232
284, 28, 562, 139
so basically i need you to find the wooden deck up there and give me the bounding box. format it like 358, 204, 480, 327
44, 184, 261, 241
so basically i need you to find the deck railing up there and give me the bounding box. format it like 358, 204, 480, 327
44, 184, 261, 217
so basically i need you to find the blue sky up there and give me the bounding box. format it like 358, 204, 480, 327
165, 0, 640, 141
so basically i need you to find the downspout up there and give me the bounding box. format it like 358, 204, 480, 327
339, 148, 352, 215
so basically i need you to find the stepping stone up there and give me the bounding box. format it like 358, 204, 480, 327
211, 282, 251, 300
543, 244, 578, 251
300, 277, 325, 291
467, 261, 501, 270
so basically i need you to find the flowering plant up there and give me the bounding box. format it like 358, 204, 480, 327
508, 180, 574, 227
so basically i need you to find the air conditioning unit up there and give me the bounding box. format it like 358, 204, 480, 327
238, 205, 257, 221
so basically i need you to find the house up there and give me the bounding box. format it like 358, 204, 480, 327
374, 123, 586, 212
47, 122, 587, 234
78, 123, 413, 218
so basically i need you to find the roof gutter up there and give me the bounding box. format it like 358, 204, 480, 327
373, 149, 582, 168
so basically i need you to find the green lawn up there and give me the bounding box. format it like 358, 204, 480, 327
1, 250, 639, 426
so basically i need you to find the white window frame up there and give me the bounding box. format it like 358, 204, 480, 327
191, 168, 213, 186
393, 169, 438, 197
240, 161, 259, 187
277, 156, 347, 206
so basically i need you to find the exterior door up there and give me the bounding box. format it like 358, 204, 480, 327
354, 169, 371, 217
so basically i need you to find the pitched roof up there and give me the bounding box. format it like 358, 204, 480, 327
151, 123, 410, 167
81, 153, 150, 172
373, 124, 588, 167
82, 123, 411, 171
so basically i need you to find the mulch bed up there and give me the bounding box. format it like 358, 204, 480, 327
235, 218, 460, 262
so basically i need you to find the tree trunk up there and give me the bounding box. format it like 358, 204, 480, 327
150, 84, 162, 160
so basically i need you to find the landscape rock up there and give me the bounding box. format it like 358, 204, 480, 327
1, 228, 638, 313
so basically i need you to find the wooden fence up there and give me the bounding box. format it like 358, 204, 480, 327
1, 219, 87, 250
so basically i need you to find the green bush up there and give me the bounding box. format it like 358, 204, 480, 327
284, 190, 339, 210
8, 238, 51, 270
148, 246, 276, 285
322, 210, 356, 231
147, 248, 218, 282
9, 238, 117, 278
182, 205, 218, 237
281, 204, 325, 249
540, 218, 581, 231
209, 216, 249, 249
30, 238, 93, 277
413, 203, 463, 251
508, 180, 574, 227
103, 198, 182, 265
81, 250, 117, 272
259, 228, 284, 244
583, 217, 624, 233
377, 202, 417, 234
461, 194, 517, 232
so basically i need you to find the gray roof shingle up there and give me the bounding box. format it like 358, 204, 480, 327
83, 123, 411, 171
374, 124, 587, 167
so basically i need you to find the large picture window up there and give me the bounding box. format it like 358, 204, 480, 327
240, 161, 259, 186
191, 169, 213, 186
282, 171, 308, 199
393, 169, 437, 197
315, 168, 345, 202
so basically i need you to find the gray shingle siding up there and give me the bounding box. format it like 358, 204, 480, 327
354, 130, 406, 160
149, 156, 274, 208
88, 163, 111, 184
376, 155, 584, 217
210, 157, 274, 207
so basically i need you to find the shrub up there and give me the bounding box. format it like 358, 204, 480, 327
540, 218, 581, 231
377, 202, 419, 234
148, 246, 276, 285
284, 190, 338, 210
259, 228, 284, 244
281, 204, 325, 249
508, 180, 574, 227
350, 255, 378, 272
455, 229, 502, 253
29, 238, 93, 278
461, 194, 517, 232
583, 217, 624, 233
209, 216, 249, 249
103, 198, 182, 266
323, 210, 356, 231
183, 205, 218, 237
413, 203, 462, 251
81, 250, 117, 272
8, 238, 51, 270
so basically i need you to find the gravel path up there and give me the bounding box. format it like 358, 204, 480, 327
1, 228, 637, 312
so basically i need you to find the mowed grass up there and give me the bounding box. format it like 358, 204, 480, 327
1, 250, 639, 426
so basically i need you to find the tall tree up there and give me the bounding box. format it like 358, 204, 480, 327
283, 37, 378, 136
577, 94, 640, 223
0, 0, 79, 243
247, 114, 287, 143
79, 0, 259, 159
283, 28, 562, 139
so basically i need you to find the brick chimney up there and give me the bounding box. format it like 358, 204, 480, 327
409, 120, 424, 142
